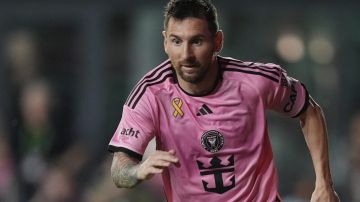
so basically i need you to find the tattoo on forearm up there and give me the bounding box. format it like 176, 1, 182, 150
111, 153, 140, 188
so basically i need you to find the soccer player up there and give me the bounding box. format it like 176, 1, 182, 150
108, 0, 340, 201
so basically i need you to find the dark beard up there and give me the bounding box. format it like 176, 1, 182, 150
178, 66, 209, 84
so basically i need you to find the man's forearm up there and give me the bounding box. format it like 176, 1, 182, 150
300, 98, 333, 186
111, 152, 141, 188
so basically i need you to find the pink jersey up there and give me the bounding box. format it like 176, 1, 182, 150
108, 56, 309, 202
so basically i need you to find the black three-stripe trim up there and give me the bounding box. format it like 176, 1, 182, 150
127, 67, 172, 107
126, 60, 171, 106
218, 57, 281, 72
218, 57, 281, 83
125, 61, 172, 109
131, 73, 173, 109
221, 60, 280, 77
224, 68, 279, 83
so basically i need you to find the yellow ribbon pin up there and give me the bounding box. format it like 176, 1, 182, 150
172, 97, 184, 118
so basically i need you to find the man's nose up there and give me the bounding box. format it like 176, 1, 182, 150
182, 43, 194, 59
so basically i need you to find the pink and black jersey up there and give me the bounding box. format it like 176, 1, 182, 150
108, 56, 309, 202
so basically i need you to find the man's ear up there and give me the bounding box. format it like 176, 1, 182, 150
162, 31, 168, 54
214, 30, 224, 54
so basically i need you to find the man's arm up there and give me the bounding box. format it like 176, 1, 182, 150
299, 96, 340, 202
111, 152, 140, 188
111, 150, 179, 188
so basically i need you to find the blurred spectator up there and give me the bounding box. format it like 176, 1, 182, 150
2, 30, 40, 124
18, 80, 54, 154
16, 79, 56, 200
349, 111, 360, 201
2, 28, 77, 201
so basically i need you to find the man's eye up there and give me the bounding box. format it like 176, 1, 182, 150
192, 39, 202, 46
171, 38, 181, 45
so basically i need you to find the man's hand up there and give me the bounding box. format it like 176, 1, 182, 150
310, 185, 340, 202
137, 149, 179, 180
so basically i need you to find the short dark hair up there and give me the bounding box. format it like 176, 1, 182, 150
164, 0, 219, 35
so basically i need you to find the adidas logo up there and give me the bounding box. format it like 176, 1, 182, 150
196, 104, 213, 116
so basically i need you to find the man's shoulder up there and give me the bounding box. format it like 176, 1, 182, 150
218, 56, 283, 84
125, 59, 175, 109
141, 59, 174, 82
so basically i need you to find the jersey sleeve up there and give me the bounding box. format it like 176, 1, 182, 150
266, 64, 309, 118
108, 93, 156, 161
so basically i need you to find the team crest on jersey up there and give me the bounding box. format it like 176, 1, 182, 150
201, 130, 224, 153
172, 97, 184, 118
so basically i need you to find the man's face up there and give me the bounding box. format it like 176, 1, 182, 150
163, 17, 222, 84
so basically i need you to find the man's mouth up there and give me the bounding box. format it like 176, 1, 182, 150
181, 63, 197, 68
181, 64, 198, 74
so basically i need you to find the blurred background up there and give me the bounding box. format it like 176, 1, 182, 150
0, 0, 359, 201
